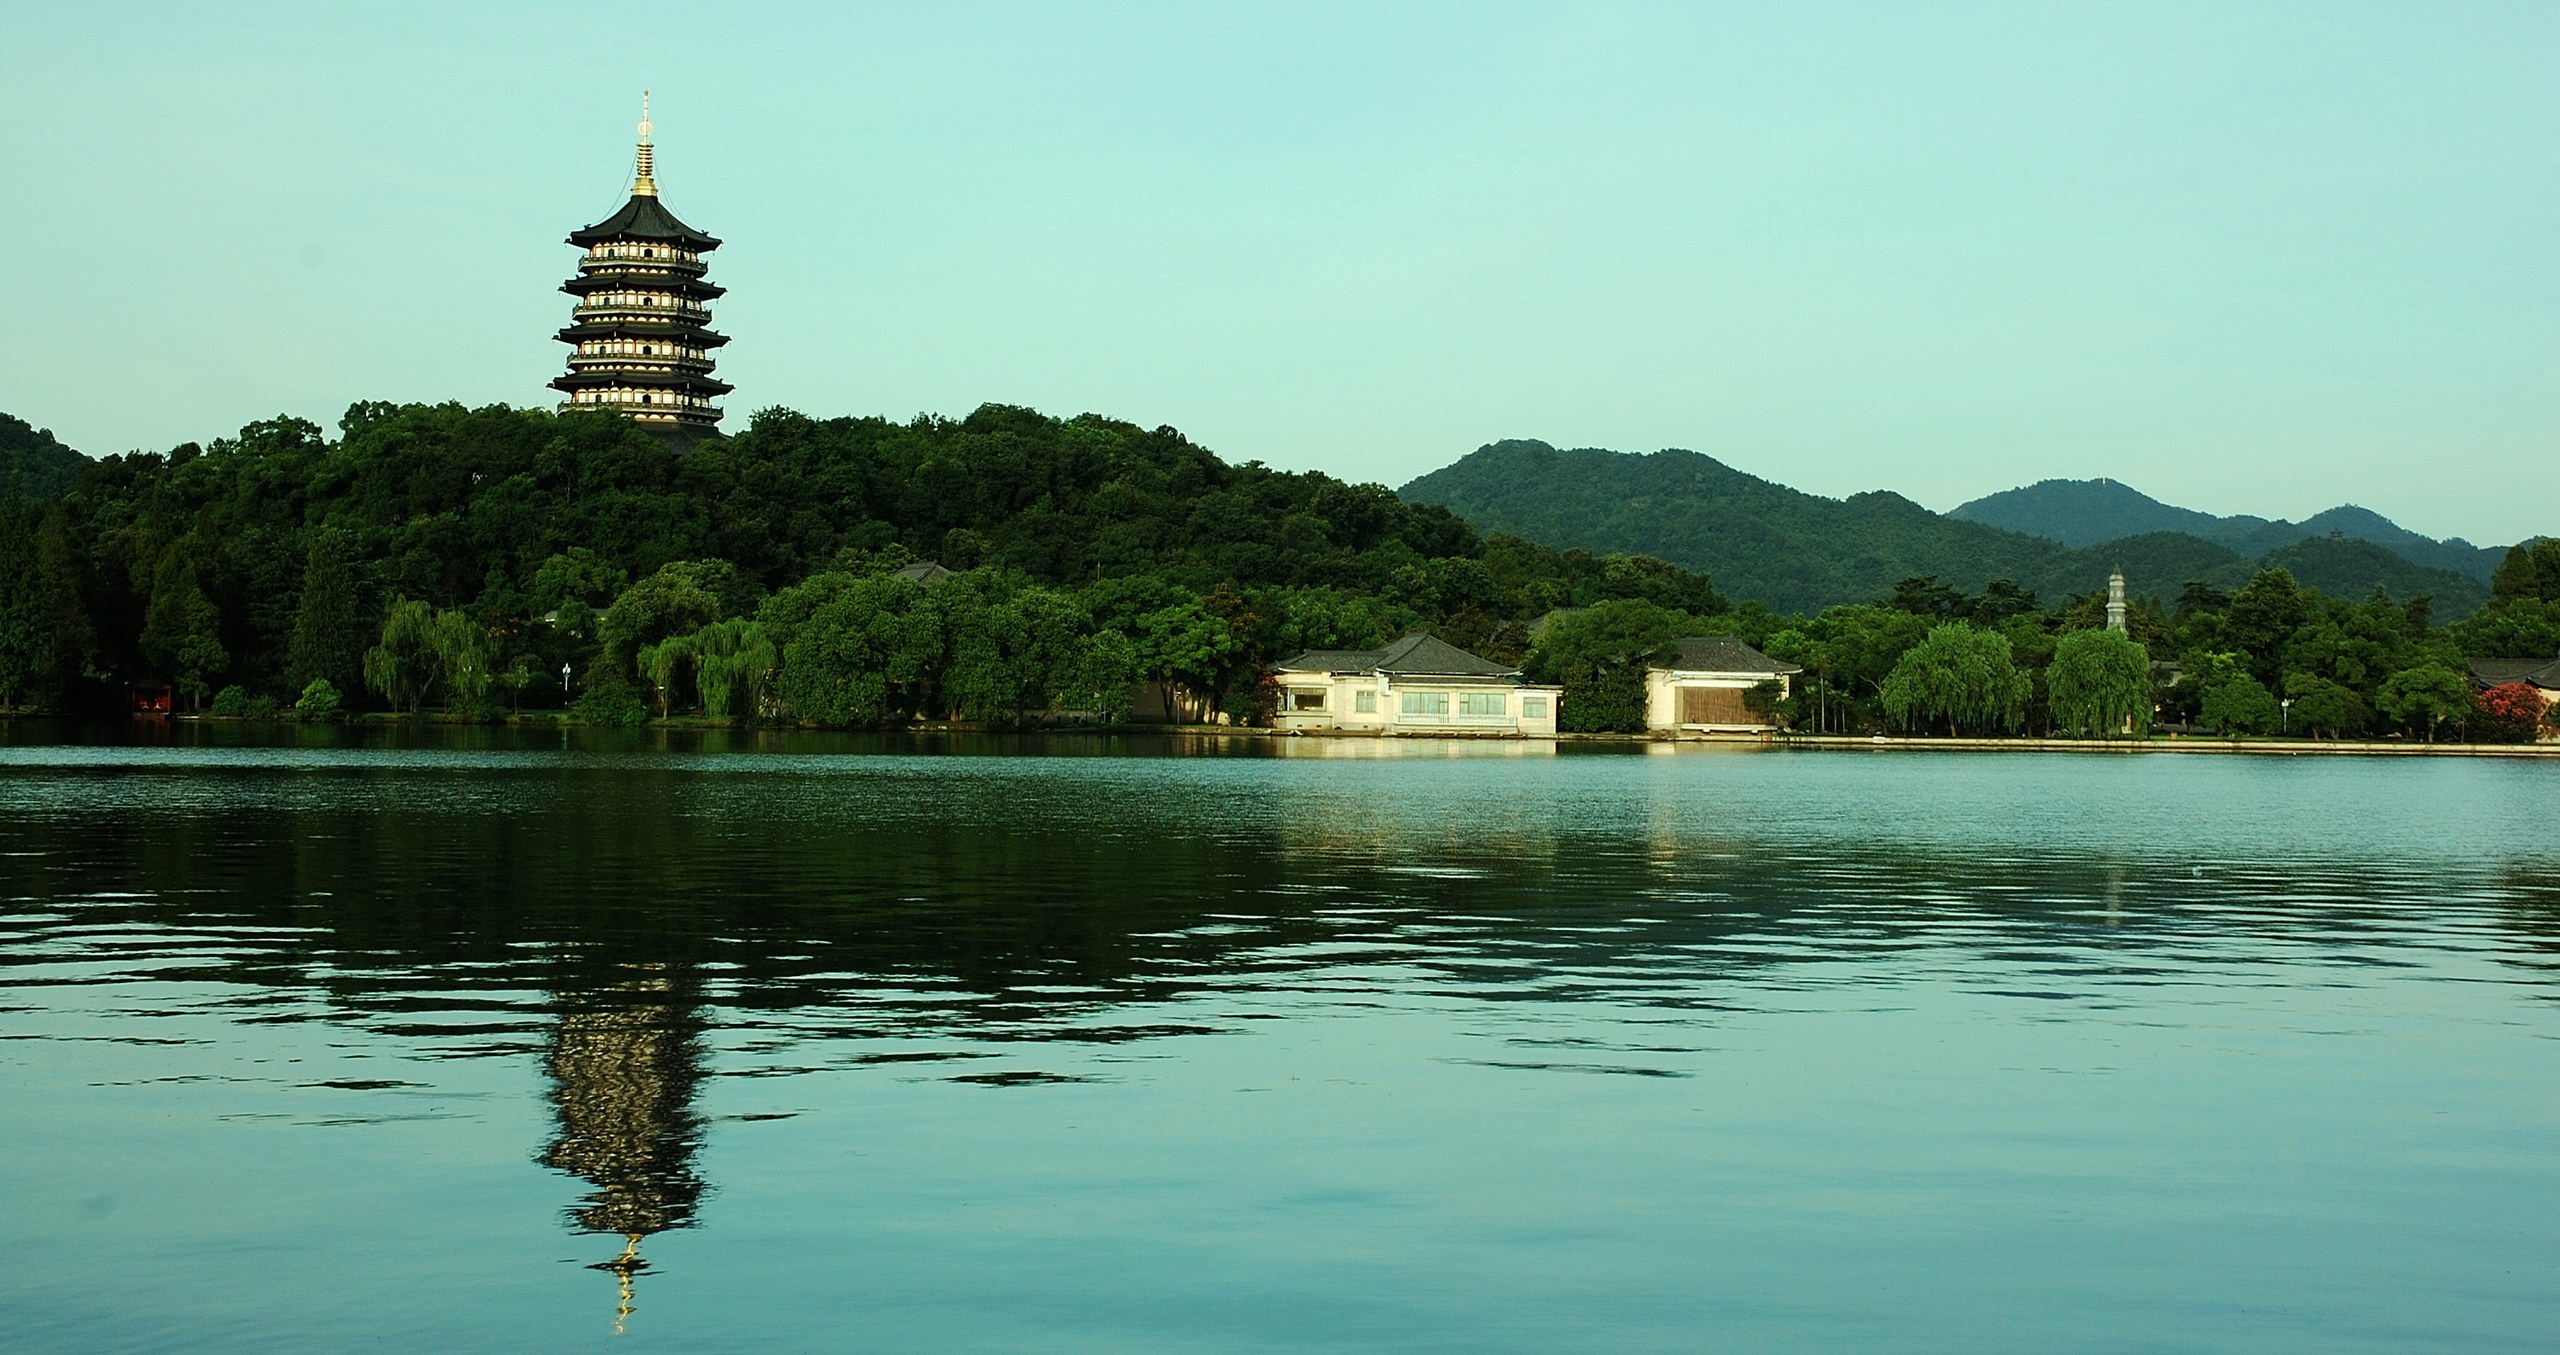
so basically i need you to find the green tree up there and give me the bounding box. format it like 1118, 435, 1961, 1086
2488, 542, 2555, 603
363, 598, 441, 714
936, 584, 1090, 723
2375, 664, 2473, 742
1057, 629, 1141, 722
429, 607, 495, 713
1522, 598, 1703, 733
2223, 568, 2309, 683
638, 633, 699, 718
529, 548, 626, 615
692, 619, 776, 722
2282, 672, 2368, 739
35, 507, 98, 706
1761, 604, 1930, 735
1131, 601, 1242, 722
2046, 628, 2152, 737
141, 544, 228, 709
600, 560, 753, 679
1877, 623, 2030, 735
2199, 670, 2279, 735
770, 574, 940, 725
0, 491, 43, 708
293, 678, 344, 722
286, 527, 367, 699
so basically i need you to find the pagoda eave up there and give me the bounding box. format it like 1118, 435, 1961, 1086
559, 275, 727, 300
550, 372, 735, 396
565, 195, 722, 251
554, 323, 730, 349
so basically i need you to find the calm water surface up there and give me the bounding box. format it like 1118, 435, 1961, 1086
1, 727, 2554, 1353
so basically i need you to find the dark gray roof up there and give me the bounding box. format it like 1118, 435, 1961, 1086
1274, 632, 1518, 679
1663, 636, 1800, 676
2469, 657, 2560, 690
567, 195, 721, 249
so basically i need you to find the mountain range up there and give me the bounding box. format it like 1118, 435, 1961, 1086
1399, 442, 2499, 617
1949, 478, 2504, 583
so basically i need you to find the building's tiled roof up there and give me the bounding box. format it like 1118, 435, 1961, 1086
1274, 632, 1519, 679
2469, 657, 2560, 690
1663, 636, 1800, 676
893, 561, 953, 583
567, 195, 722, 250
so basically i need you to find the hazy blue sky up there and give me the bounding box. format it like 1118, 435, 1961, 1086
11, 2, 2555, 542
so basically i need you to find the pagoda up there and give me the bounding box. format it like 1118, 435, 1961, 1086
551, 94, 732, 432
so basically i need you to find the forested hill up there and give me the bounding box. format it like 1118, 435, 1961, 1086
0, 414, 91, 499
1397, 441, 2491, 616
0, 401, 1730, 711
1949, 477, 2505, 582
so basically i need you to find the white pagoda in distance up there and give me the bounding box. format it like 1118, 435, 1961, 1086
551, 95, 732, 432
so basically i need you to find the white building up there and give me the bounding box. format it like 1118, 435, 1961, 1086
1272, 634, 1561, 736
1643, 636, 1800, 733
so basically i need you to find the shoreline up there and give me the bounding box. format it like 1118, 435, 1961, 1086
8, 713, 2556, 758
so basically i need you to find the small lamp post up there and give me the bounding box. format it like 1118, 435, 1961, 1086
561, 662, 573, 693
2280, 696, 2293, 735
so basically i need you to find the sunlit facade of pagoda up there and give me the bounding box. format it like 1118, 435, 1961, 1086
552, 95, 731, 431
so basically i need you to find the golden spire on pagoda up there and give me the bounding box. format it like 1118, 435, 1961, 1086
633, 91, 657, 198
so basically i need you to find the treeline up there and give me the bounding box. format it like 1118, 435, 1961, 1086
1612, 555, 2558, 741
0, 401, 1722, 722
2, 400, 2552, 743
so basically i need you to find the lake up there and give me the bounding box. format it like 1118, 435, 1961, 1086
1, 726, 2553, 1353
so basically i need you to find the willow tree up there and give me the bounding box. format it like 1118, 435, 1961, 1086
638, 634, 699, 719
692, 618, 776, 722
2046, 628, 2152, 738
364, 598, 440, 714
428, 608, 494, 711
1877, 623, 2030, 735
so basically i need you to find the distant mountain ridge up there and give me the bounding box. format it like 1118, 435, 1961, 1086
1398, 441, 2492, 616
1949, 478, 2504, 582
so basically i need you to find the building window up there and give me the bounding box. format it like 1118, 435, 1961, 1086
1522, 697, 1547, 719
1290, 689, 1326, 712
1458, 692, 1506, 717
1400, 691, 1449, 717
1354, 690, 1376, 714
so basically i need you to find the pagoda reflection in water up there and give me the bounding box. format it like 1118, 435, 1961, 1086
537, 964, 710, 1334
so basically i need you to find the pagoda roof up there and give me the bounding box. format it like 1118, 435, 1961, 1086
567, 195, 721, 250
561, 273, 727, 300
555, 321, 730, 348
550, 370, 735, 396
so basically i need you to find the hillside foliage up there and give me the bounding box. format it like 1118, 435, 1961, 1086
0, 402, 1718, 717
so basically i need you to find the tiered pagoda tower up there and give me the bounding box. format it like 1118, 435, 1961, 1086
552, 95, 732, 431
